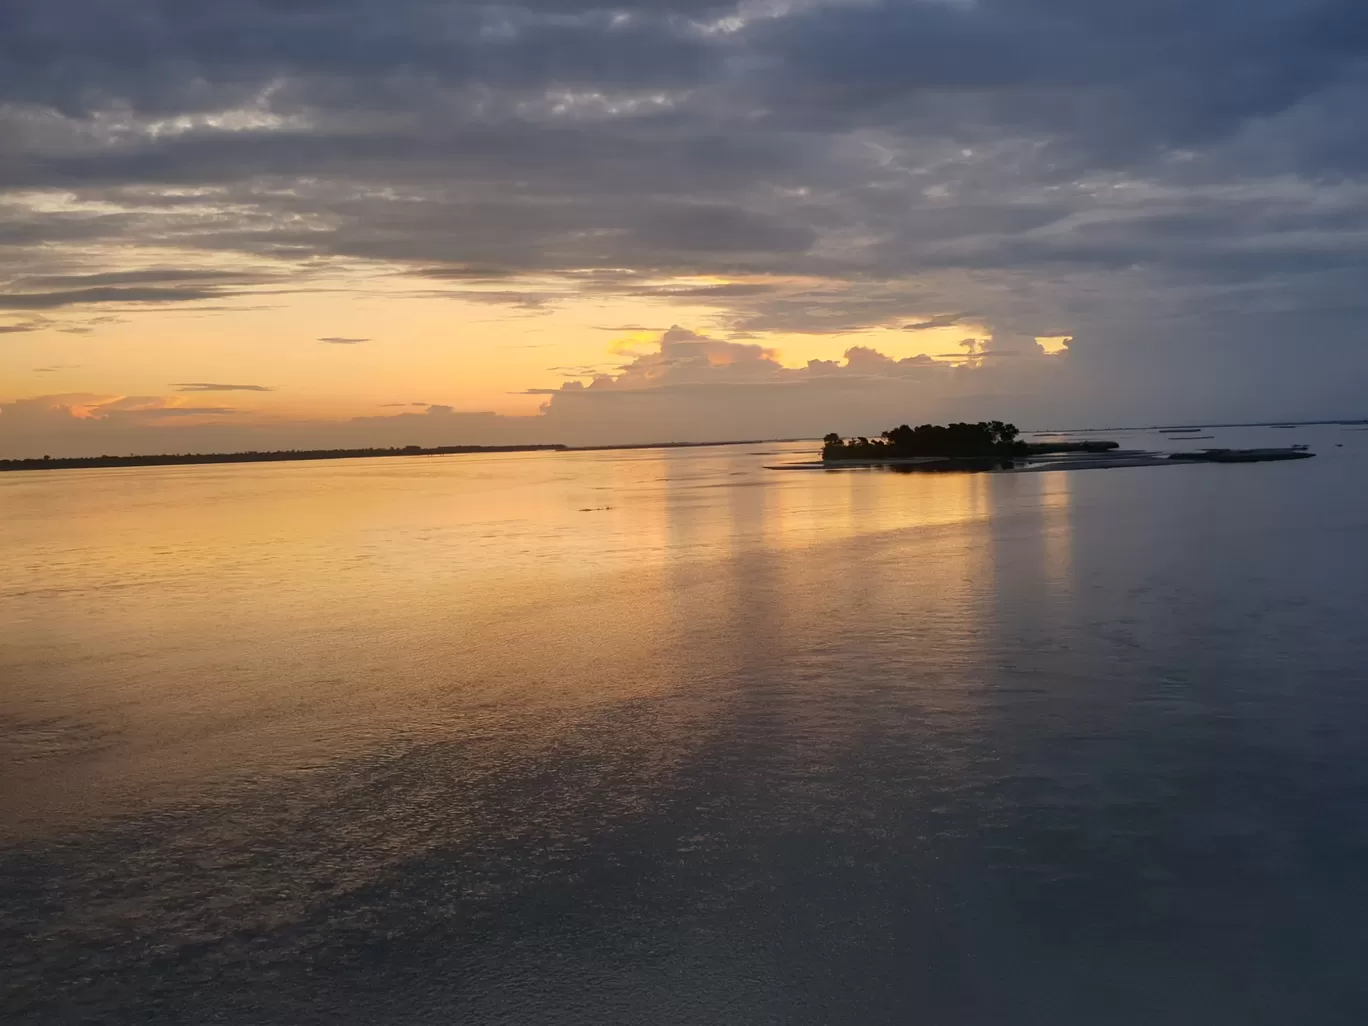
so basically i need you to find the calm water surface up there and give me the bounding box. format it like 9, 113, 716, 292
4, 427, 1368, 1023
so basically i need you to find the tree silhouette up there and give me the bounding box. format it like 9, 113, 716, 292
822, 421, 1026, 463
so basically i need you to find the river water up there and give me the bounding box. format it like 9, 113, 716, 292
3, 426, 1368, 1023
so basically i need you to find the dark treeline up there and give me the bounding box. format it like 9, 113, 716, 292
823, 421, 1026, 461
0, 444, 568, 472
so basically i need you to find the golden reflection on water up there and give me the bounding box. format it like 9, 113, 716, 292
1040, 470, 1075, 600
0, 446, 1075, 838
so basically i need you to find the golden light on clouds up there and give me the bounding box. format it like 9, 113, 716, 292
9, 307, 985, 408
2, 246, 1079, 459
3, 258, 1004, 416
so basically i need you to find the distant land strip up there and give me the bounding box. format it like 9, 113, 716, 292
1032, 418, 1368, 434
0, 445, 567, 472
0, 439, 812, 472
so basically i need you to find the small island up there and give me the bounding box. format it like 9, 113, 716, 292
783, 420, 1315, 473
822, 422, 1120, 469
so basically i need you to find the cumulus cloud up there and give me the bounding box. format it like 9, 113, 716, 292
523, 325, 1091, 442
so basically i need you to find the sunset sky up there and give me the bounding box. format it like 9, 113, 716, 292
3, 0, 1367, 457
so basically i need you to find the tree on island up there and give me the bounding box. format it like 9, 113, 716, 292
823, 421, 1026, 461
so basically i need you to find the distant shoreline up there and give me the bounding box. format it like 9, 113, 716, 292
0, 438, 812, 473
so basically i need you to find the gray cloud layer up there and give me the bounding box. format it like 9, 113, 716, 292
3, 0, 1368, 435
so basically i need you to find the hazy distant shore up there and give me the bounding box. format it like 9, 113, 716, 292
1031, 418, 1368, 434
0, 445, 574, 472
0, 439, 811, 473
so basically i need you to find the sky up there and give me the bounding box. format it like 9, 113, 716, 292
2, 0, 1368, 457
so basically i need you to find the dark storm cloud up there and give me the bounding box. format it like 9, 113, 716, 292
19, 269, 272, 289
413, 267, 516, 281
3, 0, 1368, 423
754, 0, 1368, 168
630, 206, 818, 256
638, 283, 779, 299
0, 287, 239, 309
0, 0, 715, 119
905, 313, 974, 332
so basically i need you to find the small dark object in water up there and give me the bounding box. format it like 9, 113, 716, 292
1023, 440, 1121, 455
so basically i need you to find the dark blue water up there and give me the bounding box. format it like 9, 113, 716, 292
3, 426, 1368, 1023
